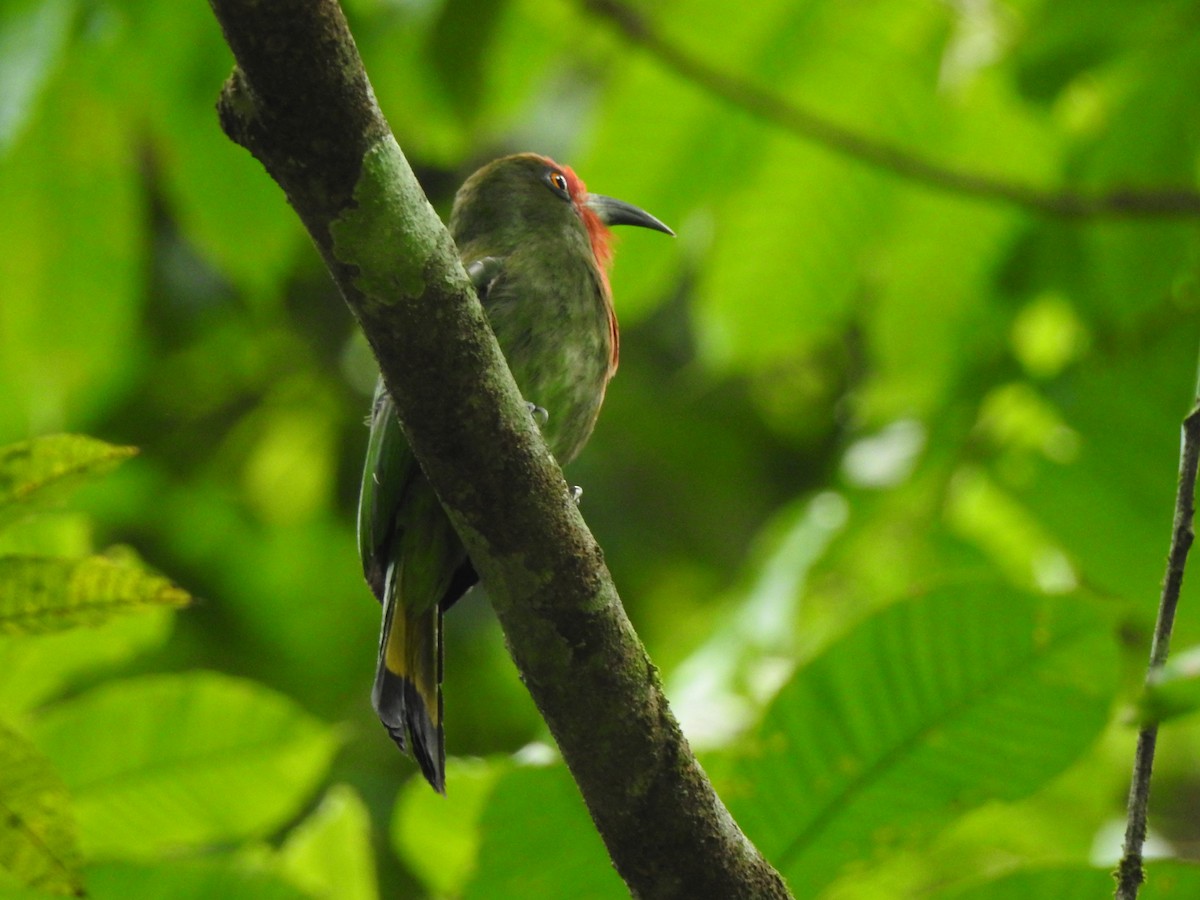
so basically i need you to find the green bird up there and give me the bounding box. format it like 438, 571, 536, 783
358, 153, 673, 792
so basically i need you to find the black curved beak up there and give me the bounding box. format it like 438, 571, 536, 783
585, 194, 675, 236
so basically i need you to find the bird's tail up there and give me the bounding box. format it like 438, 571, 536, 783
372, 567, 445, 793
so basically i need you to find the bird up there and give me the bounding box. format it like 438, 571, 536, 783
357, 153, 673, 792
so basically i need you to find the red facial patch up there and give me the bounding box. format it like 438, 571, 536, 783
542, 158, 619, 373
559, 164, 615, 275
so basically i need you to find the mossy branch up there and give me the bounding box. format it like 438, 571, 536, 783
205, 1, 791, 896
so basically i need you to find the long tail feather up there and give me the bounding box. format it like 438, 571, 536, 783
373, 565, 445, 793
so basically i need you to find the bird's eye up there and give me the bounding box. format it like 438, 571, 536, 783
547, 170, 570, 198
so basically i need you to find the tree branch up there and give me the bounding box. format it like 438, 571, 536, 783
205, 1, 791, 897
1115, 397, 1200, 898
584, 0, 1200, 220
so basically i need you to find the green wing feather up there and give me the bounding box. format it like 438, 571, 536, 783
358, 379, 413, 602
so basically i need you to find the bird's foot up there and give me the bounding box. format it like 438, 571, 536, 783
466, 257, 504, 299
570, 485, 583, 505
526, 402, 549, 425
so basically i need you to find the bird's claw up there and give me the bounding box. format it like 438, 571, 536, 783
570, 485, 583, 505
526, 402, 549, 425
466, 257, 504, 299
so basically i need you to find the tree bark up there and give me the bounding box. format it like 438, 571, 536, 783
206, 1, 792, 897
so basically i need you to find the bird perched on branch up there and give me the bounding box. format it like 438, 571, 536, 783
358, 153, 673, 792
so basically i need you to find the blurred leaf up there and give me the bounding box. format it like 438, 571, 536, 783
151, 484, 370, 713
81, 858, 313, 900
393, 757, 505, 897
112, 0, 304, 304
0, 608, 172, 715
29, 672, 340, 859
945, 464, 1075, 593
0, 882, 54, 900
0, 555, 188, 636
464, 762, 623, 900
1135, 644, 1200, 726
696, 139, 890, 372
359, 7, 473, 167
277, 784, 376, 900
157, 101, 303, 306
0, 513, 92, 560
0, 436, 136, 533
729, 582, 1118, 895
938, 862, 1200, 899
668, 494, 848, 749
364, 0, 563, 168
234, 378, 341, 526
1011, 0, 1126, 105
0, 64, 143, 437
1004, 324, 1195, 607
1010, 292, 1090, 379
0, 0, 74, 156
0, 721, 82, 897
426, 0, 506, 120
1076, 222, 1200, 328
582, 0, 845, 324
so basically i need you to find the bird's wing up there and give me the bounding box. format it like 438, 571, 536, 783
357, 378, 417, 603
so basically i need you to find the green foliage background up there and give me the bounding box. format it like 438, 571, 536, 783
2, 0, 1200, 896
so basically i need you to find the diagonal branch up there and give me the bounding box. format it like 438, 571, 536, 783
585, 0, 1200, 220
205, 1, 791, 897
1115, 393, 1200, 899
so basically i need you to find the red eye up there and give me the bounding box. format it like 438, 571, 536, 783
548, 171, 570, 196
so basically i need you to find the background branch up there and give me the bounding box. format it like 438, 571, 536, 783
1115, 396, 1200, 898
205, 1, 791, 897
585, 0, 1200, 220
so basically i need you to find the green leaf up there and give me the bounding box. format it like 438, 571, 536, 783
1003, 326, 1193, 605
0, 555, 189, 635
81, 858, 313, 900
0, 721, 82, 896
392, 757, 505, 897
695, 137, 891, 372
729, 582, 1118, 895
0, 608, 172, 715
357, 7, 472, 166
464, 762, 624, 900
29, 672, 341, 859
101, 0, 302, 306
0, 0, 74, 156
0, 63, 143, 437
0, 436, 137, 533
939, 862, 1200, 899
668, 495, 847, 748
425, 0, 506, 121
277, 784, 376, 900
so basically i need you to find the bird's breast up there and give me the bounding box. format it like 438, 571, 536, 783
481, 246, 615, 465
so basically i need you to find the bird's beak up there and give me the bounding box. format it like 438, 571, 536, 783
585, 194, 675, 236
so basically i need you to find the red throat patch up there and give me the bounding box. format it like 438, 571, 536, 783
560, 165, 615, 275
557, 162, 619, 373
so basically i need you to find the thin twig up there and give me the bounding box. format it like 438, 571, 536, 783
584, 0, 1200, 220
1115, 396, 1200, 898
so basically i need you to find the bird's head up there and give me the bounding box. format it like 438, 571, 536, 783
449, 153, 673, 272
